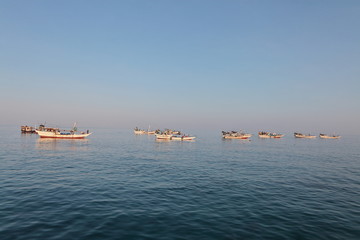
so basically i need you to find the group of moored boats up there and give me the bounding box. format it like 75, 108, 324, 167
222, 131, 285, 139
222, 130, 285, 139
294, 132, 340, 139
221, 130, 341, 139
21, 124, 341, 141
134, 127, 196, 141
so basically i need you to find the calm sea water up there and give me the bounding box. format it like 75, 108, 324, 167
0, 126, 359, 240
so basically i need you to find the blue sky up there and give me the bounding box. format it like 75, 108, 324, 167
1, 0, 359, 133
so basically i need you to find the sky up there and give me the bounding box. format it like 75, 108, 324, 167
0, 0, 359, 134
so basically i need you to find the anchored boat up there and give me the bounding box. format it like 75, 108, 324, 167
134, 127, 146, 134
155, 133, 173, 140
134, 126, 158, 135
294, 133, 316, 138
258, 131, 284, 138
319, 134, 341, 139
170, 135, 196, 141
35, 124, 91, 139
21, 125, 36, 133
155, 129, 194, 141
222, 131, 252, 139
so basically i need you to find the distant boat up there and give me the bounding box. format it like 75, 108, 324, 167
145, 125, 156, 134
35, 124, 91, 139
134, 126, 157, 135
163, 129, 181, 135
294, 133, 316, 139
319, 134, 341, 139
21, 125, 36, 133
170, 135, 196, 141
222, 131, 252, 139
258, 131, 284, 138
134, 127, 146, 134
155, 133, 173, 140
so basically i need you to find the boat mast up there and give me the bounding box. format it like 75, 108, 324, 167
73, 122, 77, 132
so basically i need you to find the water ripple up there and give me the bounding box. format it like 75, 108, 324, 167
0, 128, 359, 239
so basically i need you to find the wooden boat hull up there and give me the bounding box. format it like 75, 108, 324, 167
223, 135, 251, 139
36, 130, 92, 139
155, 134, 172, 140
171, 136, 196, 141
134, 130, 146, 134
295, 135, 316, 139
258, 135, 270, 138
258, 132, 284, 138
258, 134, 284, 138
319, 135, 341, 139
271, 135, 284, 138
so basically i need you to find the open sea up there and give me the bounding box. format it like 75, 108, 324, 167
0, 126, 359, 240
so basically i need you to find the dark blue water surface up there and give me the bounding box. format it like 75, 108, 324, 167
1, 126, 359, 240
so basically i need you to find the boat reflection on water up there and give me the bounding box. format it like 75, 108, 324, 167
36, 138, 89, 151
155, 138, 171, 143
222, 137, 251, 144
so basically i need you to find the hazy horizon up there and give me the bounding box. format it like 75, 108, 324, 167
1, 1, 359, 134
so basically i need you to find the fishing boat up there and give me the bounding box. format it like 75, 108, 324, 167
21, 125, 36, 133
258, 132, 271, 138
258, 131, 284, 138
35, 124, 91, 139
269, 133, 284, 138
319, 134, 341, 139
155, 133, 173, 140
134, 127, 146, 134
162, 129, 181, 135
134, 126, 157, 134
222, 131, 252, 139
294, 133, 316, 138
171, 135, 196, 141
145, 125, 157, 134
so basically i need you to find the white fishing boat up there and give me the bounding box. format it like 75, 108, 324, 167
161, 129, 181, 135
319, 134, 341, 139
171, 135, 196, 141
258, 131, 284, 138
258, 132, 271, 138
134, 126, 157, 134
35, 124, 91, 139
294, 133, 316, 139
134, 130, 146, 134
269, 133, 284, 138
145, 125, 157, 134
134, 127, 146, 134
155, 133, 173, 140
222, 131, 252, 139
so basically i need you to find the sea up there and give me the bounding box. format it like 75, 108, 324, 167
0, 126, 359, 240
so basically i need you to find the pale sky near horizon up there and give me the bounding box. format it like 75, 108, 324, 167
0, 0, 359, 134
